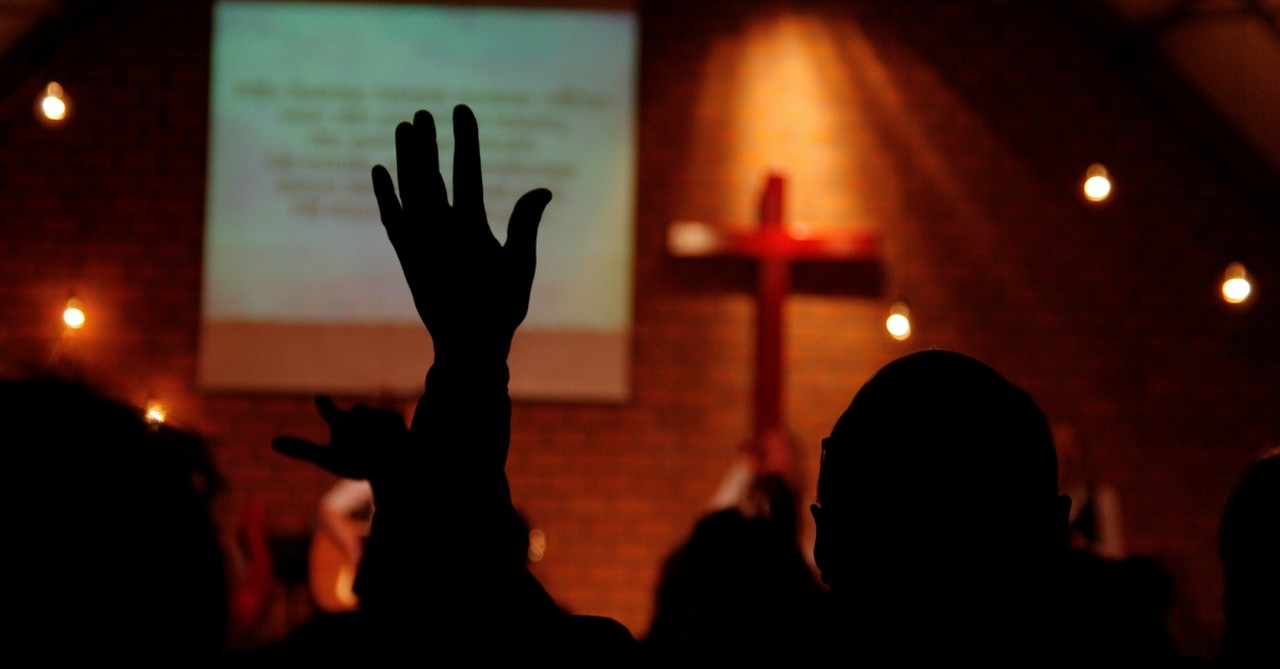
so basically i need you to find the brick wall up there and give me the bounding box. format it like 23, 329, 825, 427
1, 0, 1276, 658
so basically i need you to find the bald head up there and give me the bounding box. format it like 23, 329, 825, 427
813, 351, 1067, 594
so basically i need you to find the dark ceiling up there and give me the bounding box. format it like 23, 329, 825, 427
2, 0, 1277, 183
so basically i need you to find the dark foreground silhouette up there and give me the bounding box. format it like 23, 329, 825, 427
1216, 454, 1279, 667
643, 474, 824, 663
255, 105, 636, 663
5, 376, 228, 663
811, 350, 1074, 664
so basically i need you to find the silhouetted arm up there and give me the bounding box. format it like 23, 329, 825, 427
367, 104, 552, 617
271, 106, 633, 657
272, 105, 557, 646
368, 102, 548, 515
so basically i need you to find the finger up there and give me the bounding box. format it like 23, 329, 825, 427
272, 436, 331, 469
314, 395, 342, 425
413, 109, 440, 180
451, 104, 486, 222
412, 109, 449, 216
374, 162, 423, 283
393, 120, 420, 214
371, 165, 401, 230
504, 188, 551, 322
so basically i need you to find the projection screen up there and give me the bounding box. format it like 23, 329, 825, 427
200, 1, 636, 400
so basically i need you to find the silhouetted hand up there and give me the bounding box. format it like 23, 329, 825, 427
371, 105, 551, 362
272, 396, 408, 482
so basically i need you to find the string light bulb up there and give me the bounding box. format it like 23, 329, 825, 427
1221, 263, 1253, 305
144, 400, 168, 426
63, 298, 86, 329
886, 302, 912, 341
1082, 163, 1111, 202
37, 82, 70, 125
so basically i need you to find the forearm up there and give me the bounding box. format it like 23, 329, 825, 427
412, 355, 513, 503
355, 357, 527, 618
354, 104, 554, 622
366, 355, 516, 557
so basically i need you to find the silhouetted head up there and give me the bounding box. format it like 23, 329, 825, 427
4, 376, 228, 661
812, 351, 1068, 623
1218, 454, 1279, 664
645, 500, 823, 662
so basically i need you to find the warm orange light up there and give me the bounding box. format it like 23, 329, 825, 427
789, 221, 816, 239
1083, 163, 1111, 202
527, 529, 546, 563
144, 400, 168, 426
886, 302, 912, 341
1221, 263, 1253, 304
63, 298, 86, 329
38, 82, 70, 123
335, 567, 358, 608
668, 221, 720, 256
688, 13, 863, 228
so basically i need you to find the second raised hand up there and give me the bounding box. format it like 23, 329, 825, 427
370, 104, 552, 362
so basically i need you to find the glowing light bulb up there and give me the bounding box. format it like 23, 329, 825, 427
42, 95, 65, 120
886, 302, 912, 341
144, 400, 168, 426
37, 82, 70, 124
668, 221, 719, 256
1082, 163, 1111, 202
1221, 263, 1253, 304
63, 298, 85, 329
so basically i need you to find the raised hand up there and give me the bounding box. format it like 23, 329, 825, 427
264, 107, 555, 636
371, 105, 551, 363
272, 396, 408, 483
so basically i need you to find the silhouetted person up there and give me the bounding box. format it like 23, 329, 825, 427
644, 474, 824, 663
810, 350, 1072, 664
1216, 454, 1279, 667
5, 375, 228, 663
266, 105, 635, 663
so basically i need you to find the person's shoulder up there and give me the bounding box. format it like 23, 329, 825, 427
554, 614, 638, 666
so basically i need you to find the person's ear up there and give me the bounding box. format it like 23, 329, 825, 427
811, 503, 832, 586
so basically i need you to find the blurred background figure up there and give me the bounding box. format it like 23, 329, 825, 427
305, 397, 416, 615
309, 477, 372, 614
644, 432, 822, 663
1054, 421, 1125, 559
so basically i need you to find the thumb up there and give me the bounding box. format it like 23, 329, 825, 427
504, 188, 551, 268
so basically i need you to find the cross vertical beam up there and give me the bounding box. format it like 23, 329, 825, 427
755, 174, 787, 443
668, 173, 880, 471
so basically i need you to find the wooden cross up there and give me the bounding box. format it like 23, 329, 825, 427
668, 173, 880, 474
